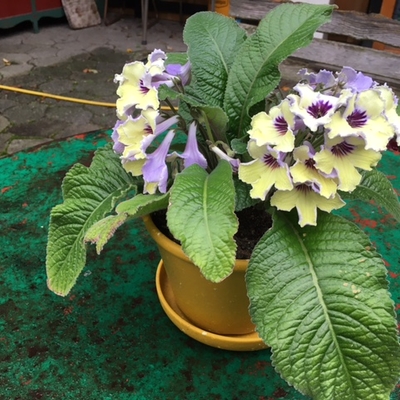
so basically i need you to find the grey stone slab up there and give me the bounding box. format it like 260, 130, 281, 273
39, 79, 76, 96
0, 64, 34, 79
54, 123, 102, 139
3, 102, 48, 126
45, 106, 92, 125
0, 115, 10, 132
7, 138, 52, 154
0, 97, 17, 112
0, 133, 12, 155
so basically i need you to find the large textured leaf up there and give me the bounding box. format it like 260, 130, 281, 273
167, 160, 238, 282
340, 169, 400, 221
84, 213, 128, 255
84, 192, 169, 255
247, 211, 400, 399
115, 193, 169, 216
46, 147, 136, 296
224, 3, 333, 138
183, 12, 247, 108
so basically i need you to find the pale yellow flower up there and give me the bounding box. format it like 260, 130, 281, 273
238, 141, 293, 200
314, 136, 381, 192
248, 100, 295, 152
271, 185, 345, 227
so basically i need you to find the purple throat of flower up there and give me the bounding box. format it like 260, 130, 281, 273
274, 116, 288, 135
331, 141, 355, 157
305, 158, 316, 169
307, 100, 333, 118
139, 80, 150, 94
295, 183, 313, 193
346, 109, 367, 128
263, 154, 281, 169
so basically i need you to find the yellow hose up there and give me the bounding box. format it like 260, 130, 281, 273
0, 84, 116, 107
0, 85, 171, 110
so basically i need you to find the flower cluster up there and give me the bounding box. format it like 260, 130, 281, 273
112, 53, 400, 227
112, 49, 200, 194
238, 67, 400, 226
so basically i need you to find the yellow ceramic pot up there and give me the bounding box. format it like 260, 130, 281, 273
142, 214, 257, 336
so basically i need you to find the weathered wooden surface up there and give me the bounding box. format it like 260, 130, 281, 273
231, 0, 400, 92
231, 0, 400, 47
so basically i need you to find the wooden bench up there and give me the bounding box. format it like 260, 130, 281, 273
230, 0, 400, 94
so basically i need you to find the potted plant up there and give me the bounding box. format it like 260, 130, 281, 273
46, 3, 400, 399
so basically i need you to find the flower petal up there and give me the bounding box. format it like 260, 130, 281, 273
271, 186, 345, 227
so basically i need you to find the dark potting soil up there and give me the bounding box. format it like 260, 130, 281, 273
151, 206, 272, 259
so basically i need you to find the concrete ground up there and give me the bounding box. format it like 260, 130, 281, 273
0, 14, 187, 157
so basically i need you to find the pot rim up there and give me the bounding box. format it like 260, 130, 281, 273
142, 214, 249, 271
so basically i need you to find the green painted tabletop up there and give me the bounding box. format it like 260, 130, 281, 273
1, 131, 399, 400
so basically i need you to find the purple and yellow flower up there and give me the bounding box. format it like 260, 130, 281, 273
115, 62, 160, 117
238, 142, 293, 200
142, 130, 176, 194
326, 89, 394, 151
180, 122, 207, 169
378, 85, 400, 145
271, 184, 345, 227
248, 99, 295, 152
314, 136, 382, 192
290, 144, 338, 199
116, 109, 159, 160
288, 83, 351, 132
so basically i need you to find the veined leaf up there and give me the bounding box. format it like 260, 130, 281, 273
84, 213, 128, 254
340, 169, 400, 222
183, 12, 247, 108
224, 3, 333, 139
83, 194, 169, 255
233, 177, 260, 212
115, 193, 169, 216
46, 146, 136, 296
167, 160, 238, 282
196, 105, 229, 143
247, 211, 400, 399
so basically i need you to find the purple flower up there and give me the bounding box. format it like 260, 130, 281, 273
337, 67, 374, 92
180, 122, 207, 169
298, 68, 336, 88
111, 120, 125, 154
142, 130, 176, 194
166, 61, 191, 86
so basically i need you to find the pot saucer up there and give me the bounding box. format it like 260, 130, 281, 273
155, 261, 268, 352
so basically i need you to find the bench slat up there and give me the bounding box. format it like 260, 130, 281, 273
230, 0, 400, 48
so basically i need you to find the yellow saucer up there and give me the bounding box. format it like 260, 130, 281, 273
155, 261, 268, 352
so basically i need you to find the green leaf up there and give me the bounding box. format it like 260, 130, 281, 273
247, 211, 400, 399
231, 138, 248, 155
233, 177, 259, 212
115, 193, 169, 217
165, 52, 188, 66
183, 11, 247, 108
46, 146, 136, 296
339, 169, 400, 222
84, 213, 128, 254
167, 160, 238, 282
196, 105, 229, 143
224, 3, 334, 138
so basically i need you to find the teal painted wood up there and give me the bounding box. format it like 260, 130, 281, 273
0, 131, 399, 399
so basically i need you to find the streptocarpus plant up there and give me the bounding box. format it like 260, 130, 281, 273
46, 4, 400, 399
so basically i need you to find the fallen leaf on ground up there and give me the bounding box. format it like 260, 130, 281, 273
2, 58, 11, 66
